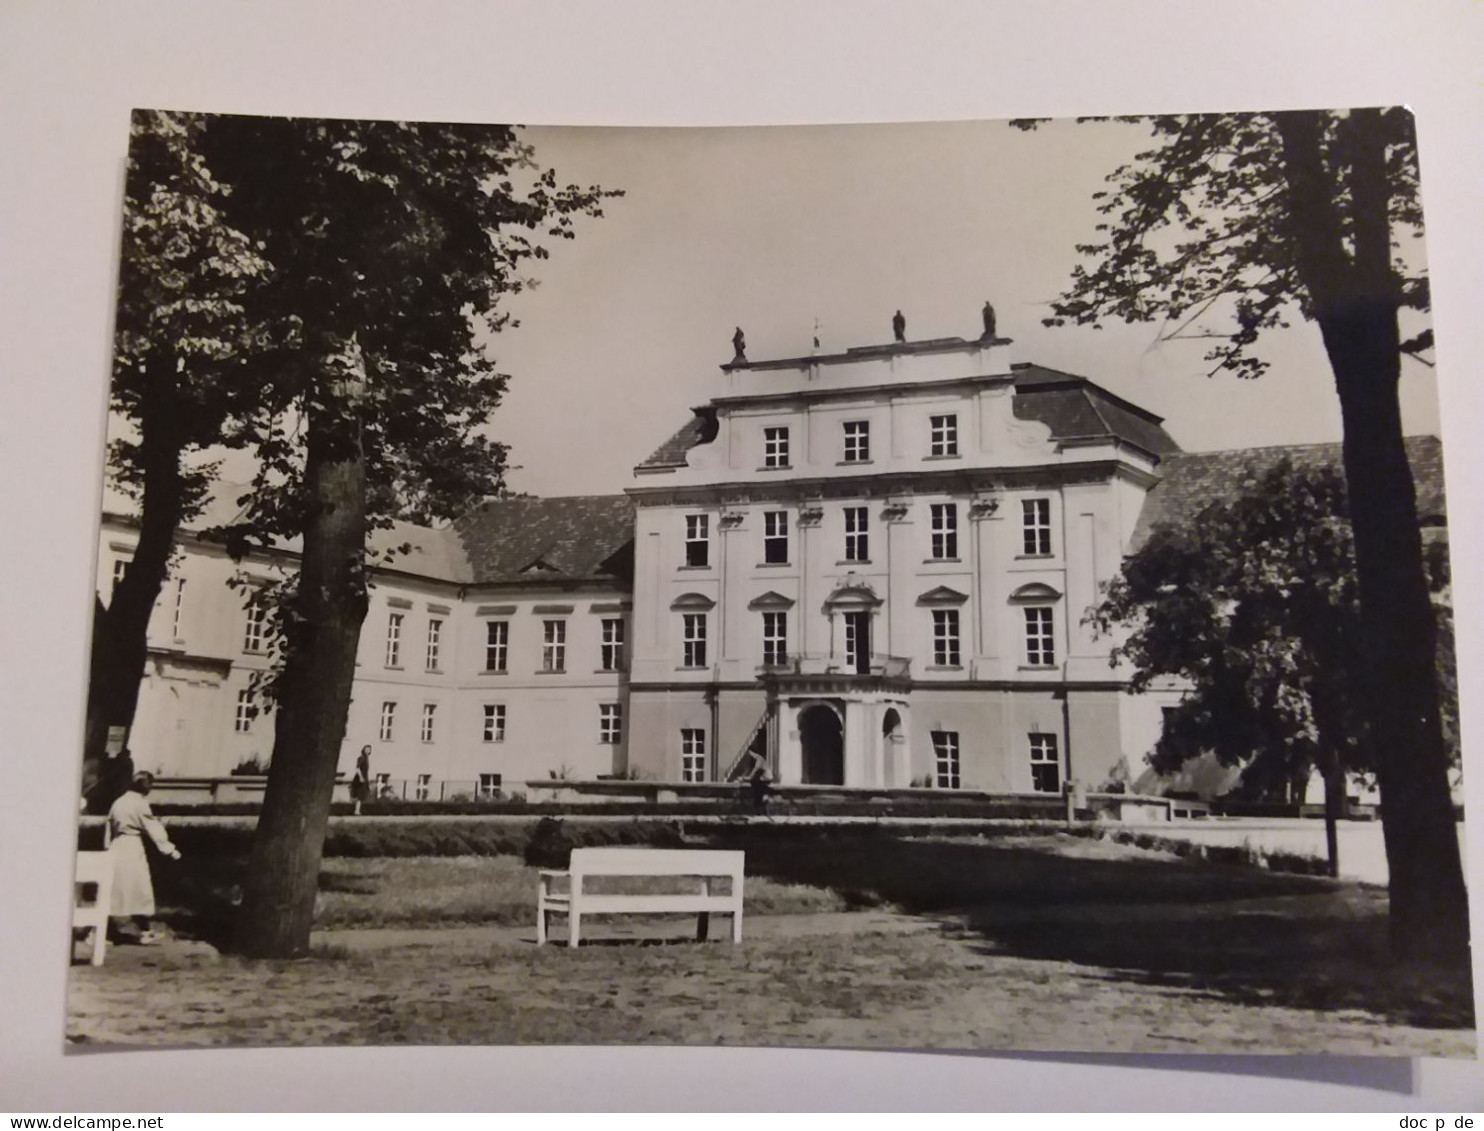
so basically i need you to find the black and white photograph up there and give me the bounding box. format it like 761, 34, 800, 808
58, 106, 1473, 1058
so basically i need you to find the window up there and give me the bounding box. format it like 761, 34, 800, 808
415, 773, 432, 801
374, 772, 392, 797
762, 611, 787, 666
843, 420, 870, 462
763, 426, 790, 468
682, 613, 708, 668
485, 620, 508, 673
1024, 606, 1055, 667
172, 577, 186, 638
763, 510, 789, 564
681, 728, 707, 782
379, 701, 396, 742
930, 413, 958, 457
600, 618, 625, 671
420, 703, 437, 743
111, 558, 129, 596
844, 506, 869, 562
932, 731, 961, 789
476, 773, 502, 800
930, 503, 958, 559
482, 704, 506, 742
234, 689, 255, 734
599, 703, 622, 745
685, 513, 710, 568
385, 612, 403, 667
1023, 498, 1052, 556
542, 619, 566, 672
243, 600, 267, 654
932, 608, 961, 667
425, 618, 442, 671
1030, 734, 1061, 793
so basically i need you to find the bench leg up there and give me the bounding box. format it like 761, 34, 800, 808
568, 911, 581, 949
90, 923, 107, 966
537, 905, 547, 947
732, 906, 743, 944
696, 911, 710, 942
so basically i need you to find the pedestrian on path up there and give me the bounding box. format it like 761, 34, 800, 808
106, 771, 181, 945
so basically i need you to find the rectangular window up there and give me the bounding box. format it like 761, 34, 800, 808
599, 703, 623, 745
234, 689, 255, 734
385, 612, 403, 667
763, 426, 790, 468
476, 773, 502, 801
681, 728, 707, 782
425, 618, 442, 671
930, 413, 959, 457
420, 703, 437, 743
684, 513, 710, 567
378, 701, 396, 742
415, 773, 432, 801
243, 600, 267, 654
111, 558, 130, 596
932, 731, 961, 789
1024, 606, 1055, 667
1023, 498, 1052, 556
600, 618, 625, 671
843, 420, 870, 462
172, 577, 186, 638
763, 510, 789, 564
844, 506, 869, 562
542, 620, 566, 672
682, 613, 708, 668
482, 704, 506, 743
932, 608, 961, 667
1030, 733, 1061, 793
485, 620, 508, 673
374, 772, 392, 798
762, 611, 787, 666
930, 503, 958, 559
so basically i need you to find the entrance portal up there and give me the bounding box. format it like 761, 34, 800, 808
799, 704, 844, 785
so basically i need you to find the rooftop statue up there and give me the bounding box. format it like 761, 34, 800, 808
892, 309, 906, 342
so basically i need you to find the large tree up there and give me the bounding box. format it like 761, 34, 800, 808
83, 110, 274, 810
1018, 109, 1465, 958
1093, 458, 1456, 879
196, 116, 614, 957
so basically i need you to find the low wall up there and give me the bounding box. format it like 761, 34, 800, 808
148, 776, 352, 805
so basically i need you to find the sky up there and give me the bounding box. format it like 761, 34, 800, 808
477, 117, 1443, 498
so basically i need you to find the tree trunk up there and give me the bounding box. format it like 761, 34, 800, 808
1319, 750, 1344, 880
234, 358, 368, 958
82, 360, 190, 812
1274, 109, 1468, 960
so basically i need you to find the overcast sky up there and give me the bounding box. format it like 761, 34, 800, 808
481, 117, 1443, 498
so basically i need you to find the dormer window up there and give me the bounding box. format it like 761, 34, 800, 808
763, 426, 790, 468
843, 420, 870, 463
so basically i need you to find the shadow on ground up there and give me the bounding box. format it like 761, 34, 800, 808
716, 830, 1475, 1031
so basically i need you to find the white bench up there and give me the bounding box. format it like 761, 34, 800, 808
537, 847, 745, 948
73, 850, 115, 966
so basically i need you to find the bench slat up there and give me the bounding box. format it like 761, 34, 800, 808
569, 848, 745, 878
560, 894, 741, 914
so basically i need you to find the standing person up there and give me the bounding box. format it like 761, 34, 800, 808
106, 771, 181, 945
351, 744, 372, 816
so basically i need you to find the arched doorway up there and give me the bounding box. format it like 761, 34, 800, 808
799, 704, 844, 785
882, 708, 904, 787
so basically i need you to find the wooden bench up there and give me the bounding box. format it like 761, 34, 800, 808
537, 847, 745, 948
73, 850, 114, 966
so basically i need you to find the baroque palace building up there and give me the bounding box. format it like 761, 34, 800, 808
93, 317, 1448, 801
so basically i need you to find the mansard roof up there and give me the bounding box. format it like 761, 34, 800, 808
634, 362, 1181, 471
453, 494, 635, 586
1129, 434, 1447, 553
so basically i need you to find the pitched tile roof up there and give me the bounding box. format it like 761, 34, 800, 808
1010, 364, 1182, 456
452, 494, 635, 586
1129, 435, 1447, 553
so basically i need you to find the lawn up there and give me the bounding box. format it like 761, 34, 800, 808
67, 830, 1477, 1055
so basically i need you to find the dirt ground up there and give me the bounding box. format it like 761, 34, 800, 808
65, 833, 1477, 1056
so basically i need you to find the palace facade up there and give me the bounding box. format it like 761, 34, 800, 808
93, 323, 1447, 800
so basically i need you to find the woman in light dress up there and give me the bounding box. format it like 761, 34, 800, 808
107, 771, 181, 945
